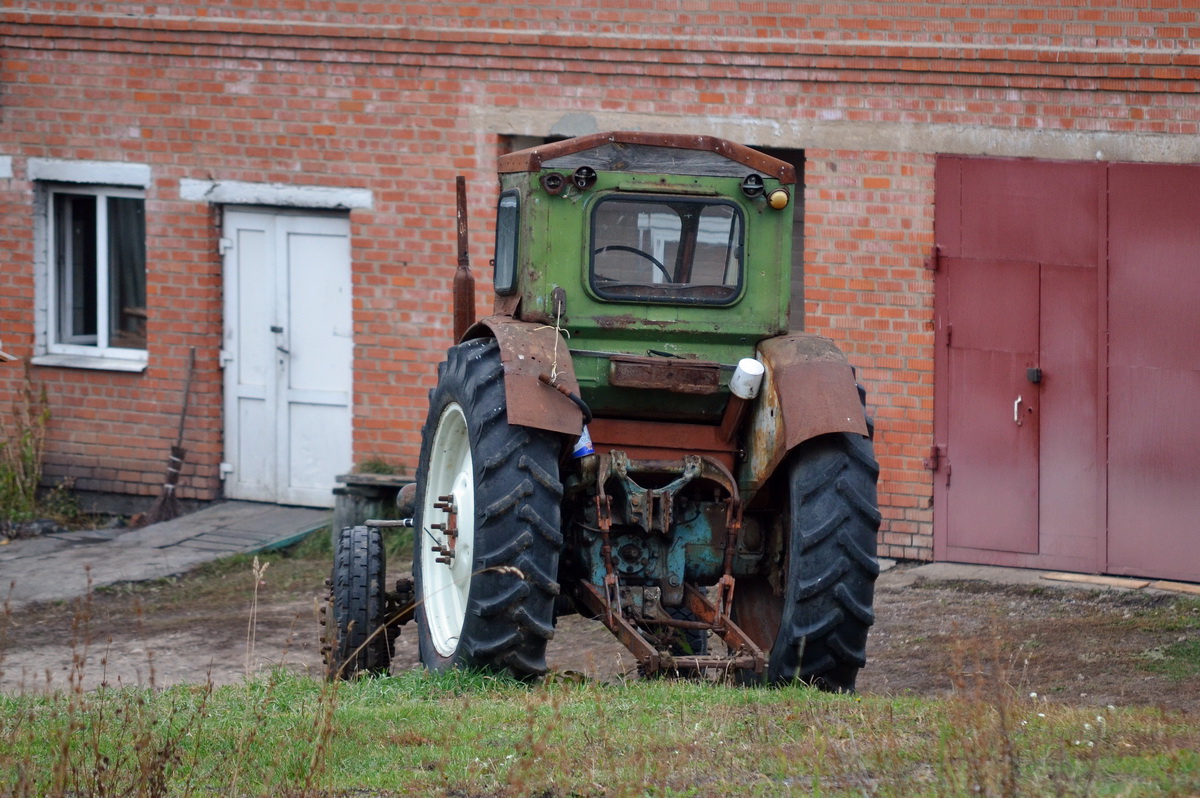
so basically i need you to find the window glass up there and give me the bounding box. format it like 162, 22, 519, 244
107, 197, 147, 349
590, 197, 742, 305
49, 187, 147, 354
54, 193, 98, 343
493, 191, 519, 295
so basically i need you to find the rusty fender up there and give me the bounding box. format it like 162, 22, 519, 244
464, 316, 585, 437
741, 333, 868, 493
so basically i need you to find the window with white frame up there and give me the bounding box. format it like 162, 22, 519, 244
46, 185, 147, 357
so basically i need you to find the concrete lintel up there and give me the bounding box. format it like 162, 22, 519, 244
28, 158, 152, 187
476, 109, 1200, 165
180, 178, 373, 210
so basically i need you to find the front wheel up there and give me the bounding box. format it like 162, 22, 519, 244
412, 338, 565, 679
322, 525, 391, 680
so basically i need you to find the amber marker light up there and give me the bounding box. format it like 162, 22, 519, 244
768, 189, 790, 210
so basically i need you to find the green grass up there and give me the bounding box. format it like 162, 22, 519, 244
1, 669, 1197, 796
5, 536, 1199, 796
1140, 638, 1200, 682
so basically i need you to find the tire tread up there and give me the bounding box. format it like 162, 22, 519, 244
413, 338, 564, 679
767, 432, 880, 691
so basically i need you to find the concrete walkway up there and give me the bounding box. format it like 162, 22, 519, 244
883, 559, 1200, 597
0, 501, 330, 609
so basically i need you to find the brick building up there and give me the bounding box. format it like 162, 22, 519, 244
2, 2, 1197, 581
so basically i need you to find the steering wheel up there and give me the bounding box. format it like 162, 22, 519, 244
593, 245, 673, 282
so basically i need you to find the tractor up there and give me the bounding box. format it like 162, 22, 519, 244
322, 132, 880, 689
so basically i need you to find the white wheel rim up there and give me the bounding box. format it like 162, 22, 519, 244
420, 402, 476, 658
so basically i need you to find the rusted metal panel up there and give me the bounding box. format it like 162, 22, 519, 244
469, 316, 584, 437
588, 417, 736, 471
492, 291, 520, 317
608, 354, 721, 394
741, 334, 867, 492
729, 576, 782, 652
498, 131, 797, 184
1106, 163, 1200, 582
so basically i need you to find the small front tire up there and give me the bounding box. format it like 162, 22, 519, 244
323, 525, 391, 680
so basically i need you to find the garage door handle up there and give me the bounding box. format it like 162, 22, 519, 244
1014, 395, 1022, 426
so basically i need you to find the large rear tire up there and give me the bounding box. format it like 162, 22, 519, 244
736, 432, 880, 690
412, 338, 565, 679
323, 525, 391, 680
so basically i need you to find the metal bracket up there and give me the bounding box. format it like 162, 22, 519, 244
924, 244, 941, 271
608, 451, 702, 534
923, 445, 943, 471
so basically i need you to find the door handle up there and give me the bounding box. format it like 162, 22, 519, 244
277, 346, 290, 355
1014, 395, 1022, 426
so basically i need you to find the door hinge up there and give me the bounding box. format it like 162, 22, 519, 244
923, 445, 944, 471
924, 245, 941, 272
218, 237, 233, 255
219, 462, 234, 480
219, 349, 234, 368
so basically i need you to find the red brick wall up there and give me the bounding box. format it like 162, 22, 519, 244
13, 2, 1200, 50
803, 150, 936, 560
2, 3, 1197, 556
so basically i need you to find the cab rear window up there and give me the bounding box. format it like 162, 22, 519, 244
589, 196, 743, 305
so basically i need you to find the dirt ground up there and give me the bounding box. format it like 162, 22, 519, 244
2, 559, 1197, 714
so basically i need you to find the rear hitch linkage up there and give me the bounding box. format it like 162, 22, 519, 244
578, 451, 765, 678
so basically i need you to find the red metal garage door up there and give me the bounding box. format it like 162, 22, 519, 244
934, 157, 1104, 575
936, 156, 1200, 582
1106, 164, 1200, 582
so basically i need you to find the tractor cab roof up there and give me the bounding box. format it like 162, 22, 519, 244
498, 131, 797, 185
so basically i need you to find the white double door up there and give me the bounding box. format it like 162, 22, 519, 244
222, 209, 353, 507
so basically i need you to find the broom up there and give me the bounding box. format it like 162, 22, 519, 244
142, 346, 196, 525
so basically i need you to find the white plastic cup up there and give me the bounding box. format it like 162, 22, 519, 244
730, 358, 765, 400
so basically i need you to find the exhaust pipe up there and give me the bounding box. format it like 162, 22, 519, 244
452, 175, 476, 342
